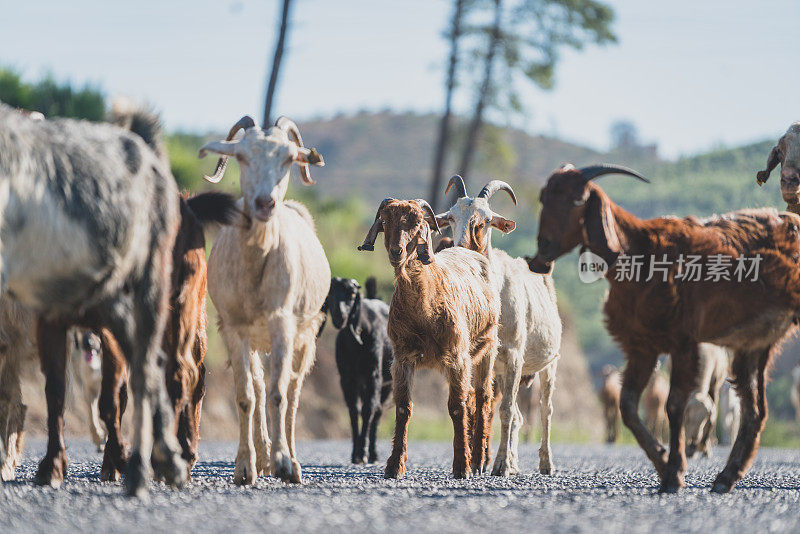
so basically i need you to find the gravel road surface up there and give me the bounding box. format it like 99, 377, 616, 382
2, 439, 799, 533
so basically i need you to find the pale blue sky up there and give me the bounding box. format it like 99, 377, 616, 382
1, 0, 797, 157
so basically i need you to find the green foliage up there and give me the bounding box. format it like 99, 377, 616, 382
0, 68, 105, 121
460, 0, 617, 115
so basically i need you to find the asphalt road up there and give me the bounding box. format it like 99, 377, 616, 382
2, 439, 800, 533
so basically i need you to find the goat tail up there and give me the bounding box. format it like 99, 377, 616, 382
107, 97, 165, 158
365, 276, 379, 300
185, 191, 240, 227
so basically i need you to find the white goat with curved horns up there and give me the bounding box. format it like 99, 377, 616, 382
199, 116, 329, 484
436, 175, 562, 476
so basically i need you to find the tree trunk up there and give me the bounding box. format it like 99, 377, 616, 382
458, 0, 502, 183
263, 0, 292, 127
429, 0, 466, 212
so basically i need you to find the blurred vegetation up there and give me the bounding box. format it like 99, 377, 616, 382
0, 68, 105, 121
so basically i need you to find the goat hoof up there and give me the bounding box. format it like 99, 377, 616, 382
0, 463, 17, 483
272, 452, 296, 482
658, 482, 682, 494
384, 460, 405, 479
125, 452, 150, 498
658, 474, 686, 494
711, 476, 734, 494
368, 453, 379, 464
151, 446, 188, 488
491, 459, 511, 477
34, 451, 67, 488
233, 461, 257, 485
539, 464, 555, 476
352, 455, 367, 465
289, 460, 303, 484
453, 468, 471, 479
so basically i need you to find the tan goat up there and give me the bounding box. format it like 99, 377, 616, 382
359, 198, 500, 479
200, 116, 329, 484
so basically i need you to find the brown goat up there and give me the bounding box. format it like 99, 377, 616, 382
359, 198, 500, 479
530, 163, 800, 494
598, 365, 621, 443
99, 192, 238, 481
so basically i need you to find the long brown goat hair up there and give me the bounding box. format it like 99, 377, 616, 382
359, 198, 500, 480
530, 163, 800, 494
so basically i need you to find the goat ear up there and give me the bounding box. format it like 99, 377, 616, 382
358, 218, 383, 251
293, 147, 325, 185
416, 225, 436, 265
490, 215, 516, 234
348, 293, 363, 345
294, 146, 325, 167
358, 200, 391, 251
757, 144, 781, 185
198, 140, 239, 158
435, 214, 451, 229
584, 188, 620, 265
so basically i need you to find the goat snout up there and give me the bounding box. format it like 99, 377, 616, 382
389, 245, 403, 261
253, 196, 277, 221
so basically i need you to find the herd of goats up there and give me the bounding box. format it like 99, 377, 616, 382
0, 100, 799, 498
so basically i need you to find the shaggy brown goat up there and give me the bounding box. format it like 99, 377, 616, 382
756, 122, 800, 215
99, 192, 238, 481
598, 365, 621, 443
529, 163, 800, 494
359, 198, 500, 479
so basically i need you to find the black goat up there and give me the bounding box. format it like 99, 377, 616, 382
325, 277, 393, 464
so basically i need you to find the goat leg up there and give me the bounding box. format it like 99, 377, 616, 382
385, 360, 414, 479
619, 352, 668, 479
34, 318, 69, 488
660, 347, 698, 493
99, 330, 130, 482
359, 377, 380, 465
492, 353, 522, 477
470, 351, 494, 476
448, 360, 472, 479
712, 349, 770, 493
538, 359, 558, 475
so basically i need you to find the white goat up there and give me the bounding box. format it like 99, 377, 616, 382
719, 380, 741, 446
200, 116, 329, 484
684, 343, 729, 458
436, 176, 562, 476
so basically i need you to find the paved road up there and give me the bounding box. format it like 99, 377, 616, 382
2, 439, 800, 533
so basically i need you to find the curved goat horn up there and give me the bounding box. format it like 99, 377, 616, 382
203, 115, 256, 183
445, 175, 468, 198
477, 180, 517, 205
275, 116, 317, 184
579, 164, 650, 184
414, 199, 440, 233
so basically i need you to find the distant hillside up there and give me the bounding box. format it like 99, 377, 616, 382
300, 111, 604, 203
